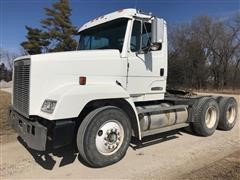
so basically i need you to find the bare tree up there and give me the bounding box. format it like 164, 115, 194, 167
168, 13, 240, 90
0, 49, 19, 71
228, 13, 240, 89
0, 48, 24, 81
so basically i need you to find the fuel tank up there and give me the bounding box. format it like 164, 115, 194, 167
137, 103, 188, 131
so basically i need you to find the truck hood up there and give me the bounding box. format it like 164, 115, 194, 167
18, 50, 127, 116
28, 49, 126, 76
30, 49, 124, 75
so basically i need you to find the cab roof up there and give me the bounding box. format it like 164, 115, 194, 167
78, 8, 152, 33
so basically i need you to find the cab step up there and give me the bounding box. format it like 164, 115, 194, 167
141, 123, 189, 138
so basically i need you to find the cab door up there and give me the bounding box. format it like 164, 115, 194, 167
126, 20, 167, 97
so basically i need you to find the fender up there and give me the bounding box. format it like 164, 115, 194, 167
37, 83, 142, 139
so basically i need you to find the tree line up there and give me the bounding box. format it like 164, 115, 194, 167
168, 14, 240, 90
1, 0, 239, 90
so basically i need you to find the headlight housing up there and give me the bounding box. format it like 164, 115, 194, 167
41, 100, 57, 114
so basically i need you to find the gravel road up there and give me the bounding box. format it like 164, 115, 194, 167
1, 93, 239, 179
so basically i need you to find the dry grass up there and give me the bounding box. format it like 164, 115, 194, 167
195, 89, 240, 95
0, 90, 16, 143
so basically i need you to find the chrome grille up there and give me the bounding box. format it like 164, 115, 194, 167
13, 59, 30, 117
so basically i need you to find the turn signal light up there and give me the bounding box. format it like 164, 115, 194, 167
79, 76, 86, 85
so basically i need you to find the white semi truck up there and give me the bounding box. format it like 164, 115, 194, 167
9, 9, 238, 167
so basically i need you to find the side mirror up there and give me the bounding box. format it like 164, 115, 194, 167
151, 17, 164, 45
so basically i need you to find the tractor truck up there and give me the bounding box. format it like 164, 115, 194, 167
9, 9, 238, 167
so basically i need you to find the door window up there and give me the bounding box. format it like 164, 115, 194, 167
130, 21, 141, 52
130, 21, 151, 52
142, 22, 151, 51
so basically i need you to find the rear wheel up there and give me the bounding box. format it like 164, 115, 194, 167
77, 106, 131, 168
217, 97, 238, 130
192, 97, 220, 136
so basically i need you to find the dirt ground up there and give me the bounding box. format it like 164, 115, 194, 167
0, 90, 239, 179
181, 150, 240, 180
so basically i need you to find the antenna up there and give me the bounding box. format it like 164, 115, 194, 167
134, 0, 138, 9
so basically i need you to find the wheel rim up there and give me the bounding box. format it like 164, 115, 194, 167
205, 106, 217, 129
226, 106, 236, 124
95, 120, 124, 156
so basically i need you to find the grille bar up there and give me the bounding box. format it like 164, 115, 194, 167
13, 59, 30, 117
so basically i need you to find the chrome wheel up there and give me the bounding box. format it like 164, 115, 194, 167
205, 106, 217, 129
95, 120, 124, 155
226, 106, 236, 124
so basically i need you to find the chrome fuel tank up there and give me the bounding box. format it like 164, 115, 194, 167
137, 103, 188, 131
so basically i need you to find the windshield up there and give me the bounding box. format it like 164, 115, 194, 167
78, 18, 128, 52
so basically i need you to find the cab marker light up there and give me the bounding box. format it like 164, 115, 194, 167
79, 76, 86, 85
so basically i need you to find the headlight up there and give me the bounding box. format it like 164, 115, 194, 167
41, 100, 57, 114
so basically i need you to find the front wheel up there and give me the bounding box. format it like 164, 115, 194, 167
77, 106, 131, 168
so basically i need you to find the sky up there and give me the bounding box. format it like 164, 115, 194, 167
0, 0, 239, 53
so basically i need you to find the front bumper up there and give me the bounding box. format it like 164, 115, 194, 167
9, 107, 76, 151
9, 108, 47, 151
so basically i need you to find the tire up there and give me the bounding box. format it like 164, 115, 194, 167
77, 106, 131, 168
212, 96, 223, 103
192, 97, 220, 136
217, 97, 238, 131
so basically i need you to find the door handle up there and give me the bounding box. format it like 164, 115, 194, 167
160, 68, 164, 76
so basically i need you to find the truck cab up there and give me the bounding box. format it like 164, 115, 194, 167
9, 9, 238, 168
77, 9, 168, 101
